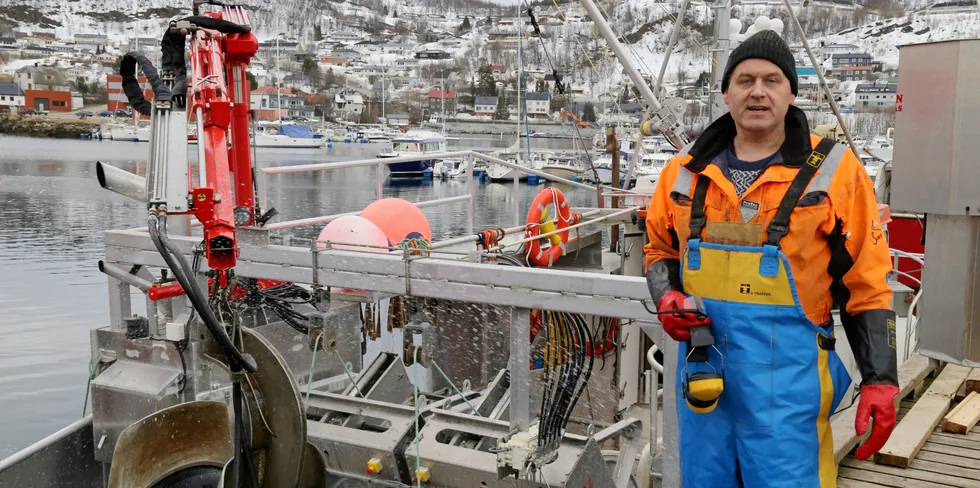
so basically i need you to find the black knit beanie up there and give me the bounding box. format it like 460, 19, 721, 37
722, 30, 798, 95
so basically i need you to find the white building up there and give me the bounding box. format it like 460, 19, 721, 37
0, 83, 25, 110
855, 83, 897, 110
335, 91, 364, 117
524, 92, 550, 117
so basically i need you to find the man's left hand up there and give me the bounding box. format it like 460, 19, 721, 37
854, 384, 900, 460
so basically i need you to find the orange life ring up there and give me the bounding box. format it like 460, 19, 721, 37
525, 188, 580, 267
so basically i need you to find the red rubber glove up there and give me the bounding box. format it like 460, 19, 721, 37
854, 384, 900, 460
657, 290, 711, 342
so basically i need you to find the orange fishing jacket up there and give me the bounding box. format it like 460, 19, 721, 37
644, 107, 893, 328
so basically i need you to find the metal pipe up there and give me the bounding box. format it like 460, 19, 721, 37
780, 0, 860, 158
0, 416, 93, 472
195, 106, 206, 185
577, 0, 663, 113
265, 194, 474, 230
427, 208, 604, 251
491, 206, 638, 251
260, 151, 473, 175
655, 0, 692, 97
709, 1, 733, 121
376, 162, 383, 200
465, 157, 474, 235
513, 158, 520, 228
98, 260, 154, 291
96, 161, 147, 202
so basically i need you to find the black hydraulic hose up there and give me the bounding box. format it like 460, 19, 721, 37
549, 313, 584, 446
537, 313, 555, 447
232, 381, 243, 488
147, 214, 256, 373
544, 313, 576, 446
558, 314, 595, 438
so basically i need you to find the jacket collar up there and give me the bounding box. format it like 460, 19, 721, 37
684, 105, 813, 173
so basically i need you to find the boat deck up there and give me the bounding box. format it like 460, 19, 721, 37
838, 391, 980, 487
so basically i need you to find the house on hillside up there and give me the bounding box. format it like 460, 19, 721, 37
855, 83, 897, 110
415, 49, 451, 60
16, 65, 78, 112
474, 96, 497, 116
839, 65, 873, 82
335, 91, 364, 118
428, 89, 457, 114
830, 53, 872, 70
0, 83, 25, 112
524, 92, 550, 118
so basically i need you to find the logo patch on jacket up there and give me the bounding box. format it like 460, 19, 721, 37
740, 200, 760, 223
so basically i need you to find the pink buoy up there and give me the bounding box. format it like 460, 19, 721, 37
359, 198, 432, 246
317, 216, 391, 295
317, 215, 391, 252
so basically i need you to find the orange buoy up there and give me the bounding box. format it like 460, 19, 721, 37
525, 188, 579, 267
360, 198, 432, 246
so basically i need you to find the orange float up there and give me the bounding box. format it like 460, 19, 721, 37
524, 188, 579, 267
360, 198, 433, 246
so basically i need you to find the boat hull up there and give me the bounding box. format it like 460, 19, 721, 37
539, 166, 583, 181
385, 159, 435, 177
252, 134, 325, 148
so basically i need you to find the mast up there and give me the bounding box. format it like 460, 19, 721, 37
708, 0, 733, 122
276, 35, 282, 121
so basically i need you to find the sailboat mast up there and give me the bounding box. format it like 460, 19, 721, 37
708, 1, 733, 121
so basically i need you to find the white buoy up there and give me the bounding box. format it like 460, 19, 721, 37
745, 25, 757, 37
770, 18, 785, 35
754, 16, 771, 32
729, 18, 743, 36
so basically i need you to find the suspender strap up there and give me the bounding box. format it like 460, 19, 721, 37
688, 175, 711, 240
765, 137, 839, 246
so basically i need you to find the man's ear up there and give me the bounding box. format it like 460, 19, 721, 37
723, 89, 729, 106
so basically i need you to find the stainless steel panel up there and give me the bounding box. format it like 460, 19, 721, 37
429, 302, 510, 392
891, 39, 980, 216
916, 215, 980, 365
251, 299, 362, 384
0, 416, 103, 488
305, 392, 417, 484
90, 361, 182, 462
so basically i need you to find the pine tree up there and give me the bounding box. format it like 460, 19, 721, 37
582, 102, 597, 122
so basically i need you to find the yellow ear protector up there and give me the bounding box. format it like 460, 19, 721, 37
682, 319, 724, 414
647, 298, 725, 414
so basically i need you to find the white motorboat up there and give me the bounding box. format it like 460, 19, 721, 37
252, 125, 325, 148
538, 155, 586, 180
376, 130, 448, 176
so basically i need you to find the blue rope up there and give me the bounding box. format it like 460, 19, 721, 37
304, 335, 323, 409
431, 359, 480, 416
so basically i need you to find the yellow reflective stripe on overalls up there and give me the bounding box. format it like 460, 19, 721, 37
674, 137, 852, 488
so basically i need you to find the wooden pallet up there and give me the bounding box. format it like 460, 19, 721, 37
838, 393, 980, 486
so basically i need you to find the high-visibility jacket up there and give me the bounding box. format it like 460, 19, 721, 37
644, 106, 898, 388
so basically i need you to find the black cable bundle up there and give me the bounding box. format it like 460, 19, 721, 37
235, 278, 315, 334
536, 311, 595, 451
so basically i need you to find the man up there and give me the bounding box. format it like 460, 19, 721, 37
643, 30, 899, 487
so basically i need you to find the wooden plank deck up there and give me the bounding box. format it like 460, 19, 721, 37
838, 386, 980, 487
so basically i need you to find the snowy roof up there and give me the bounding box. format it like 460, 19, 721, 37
475, 96, 498, 105
0, 83, 23, 96
525, 92, 549, 101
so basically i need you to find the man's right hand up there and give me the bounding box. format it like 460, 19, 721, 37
657, 290, 711, 341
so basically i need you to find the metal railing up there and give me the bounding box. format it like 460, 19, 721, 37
255, 150, 648, 238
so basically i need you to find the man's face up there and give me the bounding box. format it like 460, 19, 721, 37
723, 58, 795, 135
